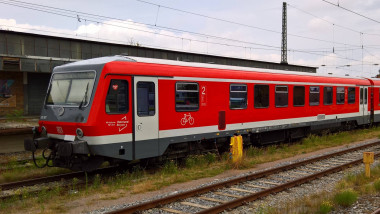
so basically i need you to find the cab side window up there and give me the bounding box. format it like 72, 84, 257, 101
106, 79, 129, 114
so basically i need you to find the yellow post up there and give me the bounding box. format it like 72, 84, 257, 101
230, 135, 243, 164
363, 152, 374, 178
230, 136, 236, 163
237, 135, 243, 162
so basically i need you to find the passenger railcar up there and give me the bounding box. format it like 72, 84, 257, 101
24, 56, 379, 171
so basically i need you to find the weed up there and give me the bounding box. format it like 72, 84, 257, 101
161, 160, 178, 175
204, 153, 217, 165
333, 189, 358, 207
185, 156, 197, 168
92, 174, 102, 190
245, 146, 263, 157
317, 201, 333, 214
374, 179, 380, 192
5, 109, 24, 122
72, 177, 79, 191
37, 187, 50, 204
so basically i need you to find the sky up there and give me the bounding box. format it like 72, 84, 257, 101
1, 0, 380, 77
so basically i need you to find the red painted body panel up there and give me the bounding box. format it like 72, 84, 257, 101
40, 60, 373, 137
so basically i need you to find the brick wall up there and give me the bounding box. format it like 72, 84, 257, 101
0, 71, 24, 117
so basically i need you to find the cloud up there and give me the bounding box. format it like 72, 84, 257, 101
1, 10, 379, 78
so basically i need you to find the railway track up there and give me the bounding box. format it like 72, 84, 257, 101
0, 165, 123, 200
108, 140, 380, 214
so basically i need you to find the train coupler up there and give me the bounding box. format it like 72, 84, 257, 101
24, 137, 50, 152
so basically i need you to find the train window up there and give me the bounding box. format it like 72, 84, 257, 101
275, 85, 288, 107
47, 71, 95, 106
323, 87, 333, 105
309, 86, 320, 106
254, 85, 269, 108
364, 88, 368, 104
336, 87, 345, 104
293, 86, 305, 106
348, 87, 355, 104
230, 84, 247, 109
137, 82, 155, 116
360, 88, 363, 104
175, 82, 199, 111
105, 79, 129, 114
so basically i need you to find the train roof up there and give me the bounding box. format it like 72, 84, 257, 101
58, 55, 373, 85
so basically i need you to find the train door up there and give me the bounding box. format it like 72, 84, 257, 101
133, 76, 159, 159
360, 86, 370, 124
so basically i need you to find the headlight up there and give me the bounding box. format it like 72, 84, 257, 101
76, 128, 84, 138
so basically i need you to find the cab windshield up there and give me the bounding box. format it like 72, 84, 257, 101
46, 71, 96, 106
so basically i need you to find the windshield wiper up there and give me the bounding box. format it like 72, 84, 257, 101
79, 82, 89, 109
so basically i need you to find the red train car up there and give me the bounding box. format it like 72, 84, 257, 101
24, 56, 377, 171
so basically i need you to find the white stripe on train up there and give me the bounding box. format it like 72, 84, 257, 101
47, 111, 371, 145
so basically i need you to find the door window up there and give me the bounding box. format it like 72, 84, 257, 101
137, 82, 155, 116
360, 88, 363, 104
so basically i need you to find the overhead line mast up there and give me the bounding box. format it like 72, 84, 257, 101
281, 2, 288, 64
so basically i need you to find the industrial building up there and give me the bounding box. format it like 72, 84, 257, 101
0, 30, 316, 117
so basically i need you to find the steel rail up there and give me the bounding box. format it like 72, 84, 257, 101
108, 139, 380, 214
0, 166, 118, 190
199, 152, 380, 214
372, 207, 380, 214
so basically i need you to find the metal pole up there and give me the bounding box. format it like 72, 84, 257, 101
281, 2, 288, 64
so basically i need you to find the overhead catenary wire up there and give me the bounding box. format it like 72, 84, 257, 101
0, 0, 379, 69
1, 0, 367, 49
321, 0, 380, 25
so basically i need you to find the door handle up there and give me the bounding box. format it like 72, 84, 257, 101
137, 124, 142, 130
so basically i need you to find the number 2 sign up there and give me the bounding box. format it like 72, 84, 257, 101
201, 86, 207, 106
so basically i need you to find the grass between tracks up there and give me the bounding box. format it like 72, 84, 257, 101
1, 127, 380, 213
253, 163, 380, 214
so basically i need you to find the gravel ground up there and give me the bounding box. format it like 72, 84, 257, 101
228, 160, 380, 214
0, 118, 38, 130
87, 139, 380, 214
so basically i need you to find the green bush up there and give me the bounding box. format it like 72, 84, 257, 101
333, 189, 358, 207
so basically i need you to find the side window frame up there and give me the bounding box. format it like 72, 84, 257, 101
336, 87, 345, 104
347, 87, 356, 104
293, 85, 305, 107
230, 84, 248, 110
105, 79, 129, 114
175, 82, 199, 112
309, 86, 320, 106
136, 81, 155, 117
275, 85, 288, 107
323, 86, 333, 105
254, 84, 269, 108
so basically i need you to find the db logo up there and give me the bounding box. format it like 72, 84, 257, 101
112, 85, 119, 90
56, 126, 64, 134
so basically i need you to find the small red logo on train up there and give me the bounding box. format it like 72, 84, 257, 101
56, 126, 64, 134
112, 84, 118, 90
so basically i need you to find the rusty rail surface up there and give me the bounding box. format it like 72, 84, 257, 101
372, 207, 380, 214
109, 140, 380, 214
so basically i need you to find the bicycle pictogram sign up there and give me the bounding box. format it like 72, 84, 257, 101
180, 113, 194, 126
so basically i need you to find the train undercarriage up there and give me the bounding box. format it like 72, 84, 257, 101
24, 120, 362, 172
